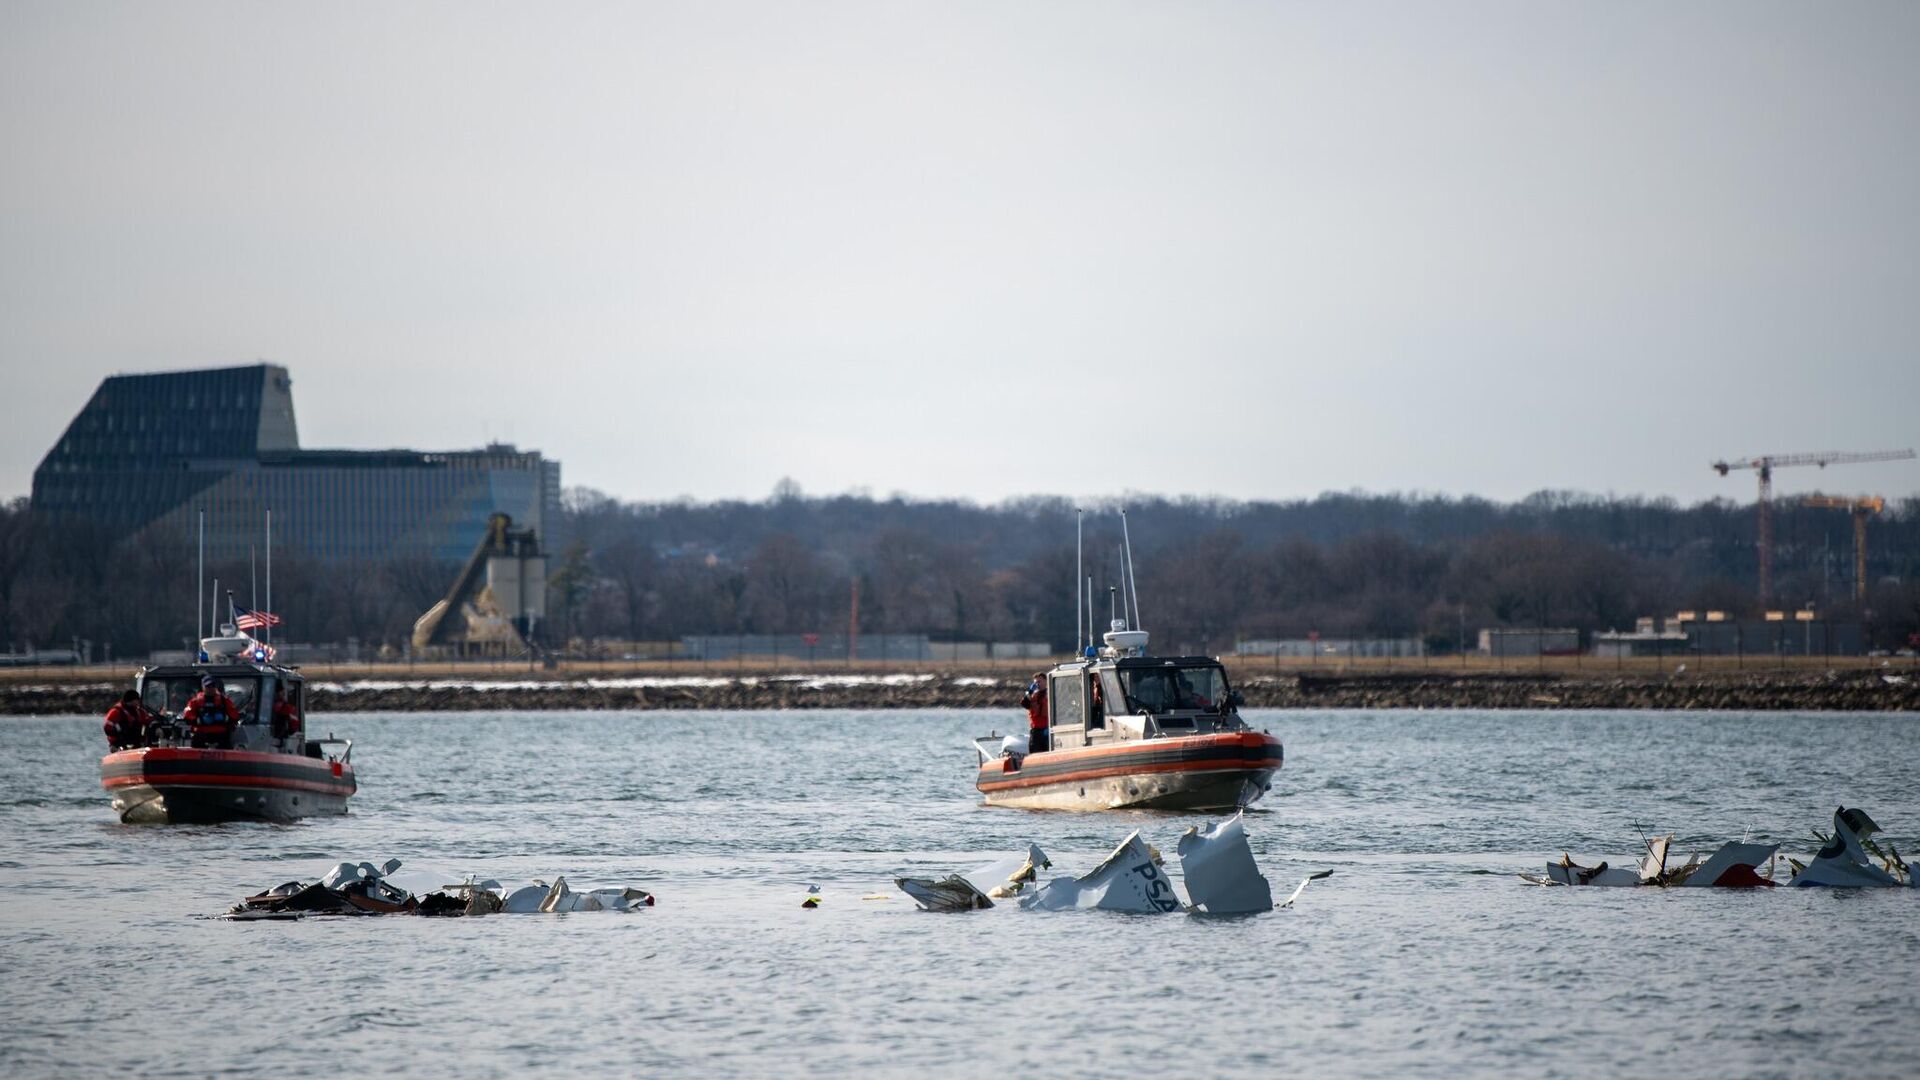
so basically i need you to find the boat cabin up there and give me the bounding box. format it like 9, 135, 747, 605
135, 635, 311, 754
1044, 654, 1245, 750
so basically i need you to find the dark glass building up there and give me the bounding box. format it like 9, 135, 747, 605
33, 363, 561, 562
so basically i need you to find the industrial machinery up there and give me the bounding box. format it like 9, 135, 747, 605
1802, 494, 1886, 603
1711, 449, 1914, 606
411, 514, 547, 656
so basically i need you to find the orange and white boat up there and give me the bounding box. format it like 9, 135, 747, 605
101, 637, 355, 824
974, 636, 1282, 811
972, 511, 1282, 812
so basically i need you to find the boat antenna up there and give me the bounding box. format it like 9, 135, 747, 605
1074, 508, 1084, 652
1085, 575, 1093, 653
1120, 508, 1142, 629
211, 577, 219, 636
1109, 584, 1118, 630
265, 508, 272, 646
250, 544, 257, 626
197, 508, 205, 648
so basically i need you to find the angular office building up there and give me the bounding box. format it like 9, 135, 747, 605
32, 363, 561, 562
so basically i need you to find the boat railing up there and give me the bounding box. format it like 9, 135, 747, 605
312, 734, 352, 765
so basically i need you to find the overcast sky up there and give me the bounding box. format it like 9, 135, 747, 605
4, 1, 1916, 507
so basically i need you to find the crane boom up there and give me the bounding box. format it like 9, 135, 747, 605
1712, 449, 1915, 474
1710, 448, 1914, 607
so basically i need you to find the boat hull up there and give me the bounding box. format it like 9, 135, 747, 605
101, 748, 356, 824
976, 730, 1282, 812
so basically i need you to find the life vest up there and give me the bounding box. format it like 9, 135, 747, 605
104, 704, 142, 746
187, 692, 235, 740
1024, 683, 1048, 731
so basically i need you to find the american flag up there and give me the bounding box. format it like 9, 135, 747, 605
235, 608, 282, 631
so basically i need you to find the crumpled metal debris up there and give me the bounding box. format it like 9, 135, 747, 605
897, 844, 1051, 911
1530, 839, 1779, 888
1176, 813, 1272, 914
900, 825, 1309, 916
226, 861, 656, 919
1675, 842, 1780, 888
897, 875, 993, 912
1020, 832, 1184, 913
1789, 807, 1914, 888
1527, 806, 1919, 890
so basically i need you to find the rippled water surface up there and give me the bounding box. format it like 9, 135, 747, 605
2, 708, 1918, 1078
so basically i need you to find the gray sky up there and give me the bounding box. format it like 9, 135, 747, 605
4, 1, 1917, 507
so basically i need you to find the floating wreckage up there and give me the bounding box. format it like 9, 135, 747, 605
1176, 815, 1275, 914
1532, 836, 1780, 888
1526, 806, 1915, 890
1788, 807, 1914, 888
896, 814, 1325, 915
226, 859, 655, 919
895, 844, 1051, 912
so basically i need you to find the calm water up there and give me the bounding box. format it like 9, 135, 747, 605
2, 709, 1917, 1078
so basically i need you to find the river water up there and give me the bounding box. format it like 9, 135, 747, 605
2, 708, 1917, 1078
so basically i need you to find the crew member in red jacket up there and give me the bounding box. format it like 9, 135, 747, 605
103, 691, 151, 750
183, 676, 238, 749
270, 686, 303, 748
1021, 674, 1049, 754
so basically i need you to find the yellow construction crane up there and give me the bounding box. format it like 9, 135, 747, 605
1802, 494, 1886, 603
1711, 448, 1915, 606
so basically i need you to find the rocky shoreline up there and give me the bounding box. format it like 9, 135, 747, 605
3, 669, 1916, 716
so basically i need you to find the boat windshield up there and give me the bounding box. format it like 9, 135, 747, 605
1119, 665, 1229, 714
142, 675, 262, 724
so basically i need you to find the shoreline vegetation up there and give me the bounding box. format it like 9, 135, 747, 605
9, 491, 1920, 668
2, 657, 1915, 715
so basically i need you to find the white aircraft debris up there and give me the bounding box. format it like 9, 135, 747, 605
1676, 842, 1779, 888
961, 843, 1050, 899
896, 875, 993, 912
897, 844, 1051, 911
1525, 806, 1920, 890
1540, 857, 1643, 887
226, 861, 655, 918
1279, 870, 1334, 909
1789, 807, 1914, 888
1530, 837, 1778, 888
1019, 832, 1184, 913
1176, 813, 1273, 914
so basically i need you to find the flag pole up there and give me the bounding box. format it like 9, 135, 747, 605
197, 509, 205, 648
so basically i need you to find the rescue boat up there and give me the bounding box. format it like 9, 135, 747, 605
101, 635, 355, 824
972, 510, 1281, 811
974, 629, 1282, 811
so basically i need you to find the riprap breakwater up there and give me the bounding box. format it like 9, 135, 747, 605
3, 669, 1915, 715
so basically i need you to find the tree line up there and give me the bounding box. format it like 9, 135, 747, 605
4, 486, 1918, 661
